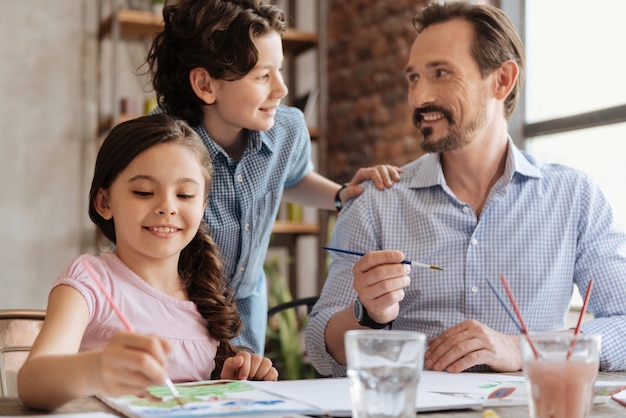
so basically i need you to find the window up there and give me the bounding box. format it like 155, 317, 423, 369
509, 0, 626, 224
503, 0, 626, 309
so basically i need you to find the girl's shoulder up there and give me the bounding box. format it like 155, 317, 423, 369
53, 252, 123, 315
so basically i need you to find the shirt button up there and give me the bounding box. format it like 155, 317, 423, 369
471, 238, 478, 246
471, 286, 478, 293
237, 174, 243, 182
239, 266, 245, 273
244, 223, 250, 231
462, 206, 469, 214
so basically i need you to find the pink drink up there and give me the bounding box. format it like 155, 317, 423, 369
521, 333, 601, 418
525, 360, 598, 418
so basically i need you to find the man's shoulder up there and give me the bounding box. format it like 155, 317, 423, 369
522, 151, 594, 184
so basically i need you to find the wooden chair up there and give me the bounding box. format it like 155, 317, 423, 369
0, 309, 45, 397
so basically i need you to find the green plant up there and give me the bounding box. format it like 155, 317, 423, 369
264, 257, 316, 380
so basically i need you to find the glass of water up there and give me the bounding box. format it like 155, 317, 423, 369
345, 329, 426, 418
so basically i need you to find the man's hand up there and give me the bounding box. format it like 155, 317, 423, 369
352, 250, 411, 325
424, 319, 522, 373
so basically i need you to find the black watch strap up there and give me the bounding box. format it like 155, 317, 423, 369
334, 183, 350, 213
354, 297, 389, 329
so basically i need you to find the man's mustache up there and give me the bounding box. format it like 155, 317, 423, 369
412, 106, 453, 128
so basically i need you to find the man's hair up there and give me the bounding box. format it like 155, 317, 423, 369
413, 2, 525, 120
146, 0, 287, 126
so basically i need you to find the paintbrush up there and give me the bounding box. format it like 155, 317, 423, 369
81, 259, 184, 407
567, 278, 594, 360
486, 275, 540, 359
322, 246, 443, 271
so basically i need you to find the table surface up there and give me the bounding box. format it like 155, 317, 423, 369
2, 371, 625, 417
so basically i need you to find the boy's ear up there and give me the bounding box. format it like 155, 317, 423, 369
94, 188, 113, 220
189, 67, 217, 105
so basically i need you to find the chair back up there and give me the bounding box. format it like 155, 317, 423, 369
0, 309, 45, 397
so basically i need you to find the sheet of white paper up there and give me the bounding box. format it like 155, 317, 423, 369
420, 370, 526, 396
252, 376, 481, 416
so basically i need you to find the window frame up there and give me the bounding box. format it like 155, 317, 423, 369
501, 0, 626, 142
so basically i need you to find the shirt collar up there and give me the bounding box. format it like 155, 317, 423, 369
406, 136, 543, 189
194, 124, 273, 161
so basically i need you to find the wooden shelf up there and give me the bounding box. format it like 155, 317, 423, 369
283, 28, 317, 55
98, 9, 317, 54
98, 9, 163, 39
272, 220, 319, 235
97, 113, 137, 135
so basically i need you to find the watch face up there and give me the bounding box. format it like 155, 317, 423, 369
354, 298, 363, 322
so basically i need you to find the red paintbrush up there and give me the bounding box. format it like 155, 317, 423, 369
567, 279, 594, 360
499, 274, 540, 359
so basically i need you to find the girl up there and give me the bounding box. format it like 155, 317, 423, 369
146, 0, 401, 354
18, 114, 277, 411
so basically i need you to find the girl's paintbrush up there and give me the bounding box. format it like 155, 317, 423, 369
322, 246, 443, 271
567, 278, 594, 360
81, 259, 184, 407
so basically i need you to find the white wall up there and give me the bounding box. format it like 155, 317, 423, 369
0, 1, 97, 309
0, 1, 321, 310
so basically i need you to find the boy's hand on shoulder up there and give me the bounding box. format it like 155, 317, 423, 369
220, 351, 279, 381
340, 165, 401, 207
98, 331, 171, 396
351, 164, 401, 191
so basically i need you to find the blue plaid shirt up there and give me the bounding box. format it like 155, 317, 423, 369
194, 105, 313, 353
306, 139, 626, 376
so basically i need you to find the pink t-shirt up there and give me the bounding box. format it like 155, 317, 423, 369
52, 252, 219, 382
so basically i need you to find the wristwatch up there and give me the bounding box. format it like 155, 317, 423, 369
353, 297, 389, 329
334, 183, 350, 212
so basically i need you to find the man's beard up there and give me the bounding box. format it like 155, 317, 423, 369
413, 104, 486, 153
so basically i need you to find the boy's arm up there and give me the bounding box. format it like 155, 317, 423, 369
283, 165, 401, 210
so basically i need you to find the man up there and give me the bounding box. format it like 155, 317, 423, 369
305, 1, 626, 377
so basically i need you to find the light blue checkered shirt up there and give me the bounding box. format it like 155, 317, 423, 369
306, 139, 626, 376
193, 105, 313, 354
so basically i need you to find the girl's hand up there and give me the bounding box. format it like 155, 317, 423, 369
220, 351, 279, 381
98, 331, 171, 396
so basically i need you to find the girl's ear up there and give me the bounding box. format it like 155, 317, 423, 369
189, 67, 217, 105
94, 188, 113, 220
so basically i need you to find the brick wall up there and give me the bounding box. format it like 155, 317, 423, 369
325, 0, 429, 182
324, 0, 497, 181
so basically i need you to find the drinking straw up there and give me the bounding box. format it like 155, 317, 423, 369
81, 259, 184, 407
566, 278, 594, 360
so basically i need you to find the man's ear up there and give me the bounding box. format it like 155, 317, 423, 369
189, 67, 217, 105
94, 188, 113, 220
493, 60, 519, 100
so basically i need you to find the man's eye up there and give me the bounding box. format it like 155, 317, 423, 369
178, 194, 195, 199
435, 69, 449, 77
